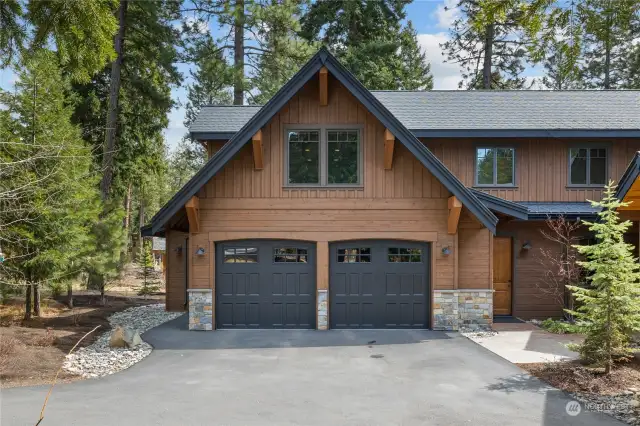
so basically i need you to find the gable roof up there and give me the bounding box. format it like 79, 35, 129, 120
615, 151, 640, 202
146, 48, 498, 236
471, 190, 529, 220
191, 90, 640, 140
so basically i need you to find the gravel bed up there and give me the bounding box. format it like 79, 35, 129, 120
573, 390, 640, 425
460, 326, 498, 340
63, 304, 182, 378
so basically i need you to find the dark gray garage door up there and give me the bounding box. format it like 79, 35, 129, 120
216, 240, 316, 329
330, 240, 430, 329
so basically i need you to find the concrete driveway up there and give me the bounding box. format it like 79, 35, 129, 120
1, 316, 622, 426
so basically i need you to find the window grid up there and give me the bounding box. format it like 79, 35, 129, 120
475, 147, 515, 186
337, 248, 371, 263
285, 127, 362, 187
569, 147, 607, 186
273, 248, 308, 263
388, 248, 423, 263
223, 247, 258, 263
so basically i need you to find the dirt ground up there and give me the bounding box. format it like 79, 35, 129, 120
0, 265, 166, 388
520, 359, 640, 395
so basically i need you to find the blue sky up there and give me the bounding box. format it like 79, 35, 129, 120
0, 0, 542, 152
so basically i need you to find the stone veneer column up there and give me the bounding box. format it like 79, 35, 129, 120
433, 289, 494, 331
188, 289, 212, 330
317, 290, 328, 330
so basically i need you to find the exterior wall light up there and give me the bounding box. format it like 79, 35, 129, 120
522, 241, 532, 251
195, 247, 206, 256
441, 246, 451, 256
174, 245, 183, 254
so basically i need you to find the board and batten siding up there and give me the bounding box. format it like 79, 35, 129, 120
162, 73, 494, 313
423, 138, 640, 202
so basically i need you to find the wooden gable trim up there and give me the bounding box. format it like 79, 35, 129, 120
448, 196, 462, 235
384, 129, 395, 170
251, 130, 264, 170
185, 196, 200, 233
319, 66, 328, 106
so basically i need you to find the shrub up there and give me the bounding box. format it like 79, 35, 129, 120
540, 318, 585, 334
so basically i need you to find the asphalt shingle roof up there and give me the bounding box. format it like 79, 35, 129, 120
371, 90, 640, 130
189, 105, 262, 134
190, 91, 640, 134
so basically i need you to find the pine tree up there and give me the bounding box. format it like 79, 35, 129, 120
442, 0, 531, 90
300, 0, 433, 90
0, 50, 102, 318
568, 182, 640, 374
578, 0, 639, 89
250, 0, 316, 104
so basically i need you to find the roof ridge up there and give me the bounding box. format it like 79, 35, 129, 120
371, 90, 640, 93
200, 104, 263, 108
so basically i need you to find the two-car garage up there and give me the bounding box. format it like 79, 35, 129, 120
215, 239, 430, 329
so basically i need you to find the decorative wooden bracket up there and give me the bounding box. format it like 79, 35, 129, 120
384, 129, 395, 170
252, 130, 263, 170
185, 196, 200, 234
447, 196, 462, 235
319, 66, 328, 106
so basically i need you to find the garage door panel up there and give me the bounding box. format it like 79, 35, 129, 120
216, 240, 316, 329
330, 240, 430, 329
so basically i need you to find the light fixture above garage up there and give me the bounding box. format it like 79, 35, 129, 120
195, 247, 206, 256
441, 246, 451, 256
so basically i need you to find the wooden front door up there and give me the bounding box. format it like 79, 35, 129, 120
493, 237, 512, 316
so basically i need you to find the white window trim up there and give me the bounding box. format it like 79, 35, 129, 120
283, 124, 363, 188
474, 146, 516, 187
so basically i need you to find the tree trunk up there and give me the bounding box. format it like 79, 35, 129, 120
123, 182, 131, 232
100, 0, 128, 200
482, 24, 495, 90
137, 200, 145, 260
33, 283, 40, 316
603, 15, 611, 90
233, 0, 245, 105
67, 284, 73, 309
24, 284, 32, 321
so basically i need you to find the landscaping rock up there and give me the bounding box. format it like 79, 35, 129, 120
109, 326, 127, 348
64, 304, 182, 378
574, 392, 640, 425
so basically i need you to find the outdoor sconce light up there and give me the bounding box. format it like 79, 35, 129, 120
441, 246, 451, 256
174, 245, 183, 255
195, 247, 206, 256
522, 241, 532, 251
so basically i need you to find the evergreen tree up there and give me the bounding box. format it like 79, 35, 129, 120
250, 0, 316, 104
540, 37, 583, 90
167, 139, 207, 194
578, 0, 639, 89
568, 182, 640, 374
442, 0, 534, 89
0, 0, 118, 80
300, 0, 433, 90
0, 50, 102, 318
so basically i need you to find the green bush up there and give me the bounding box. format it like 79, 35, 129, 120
540, 318, 585, 334
48, 281, 65, 299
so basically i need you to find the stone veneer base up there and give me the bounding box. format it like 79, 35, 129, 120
433, 289, 494, 331
188, 289, 213, 331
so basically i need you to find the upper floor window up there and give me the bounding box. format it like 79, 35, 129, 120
569, 148, 607, 186
475, 147, 515, 186
286, 128, 361, 186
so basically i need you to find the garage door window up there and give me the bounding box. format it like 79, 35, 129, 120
273, 248, 308, 263
223, 247, 258, 263
388, 248, 422, 263
337, 248, 371, 263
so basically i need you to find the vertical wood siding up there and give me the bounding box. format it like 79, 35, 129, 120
423, 139, 640, 202
165, 230, 187, 312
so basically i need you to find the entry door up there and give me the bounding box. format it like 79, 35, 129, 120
493, 237, 512, 315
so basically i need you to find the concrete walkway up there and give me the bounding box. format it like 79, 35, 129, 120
1, 316, 620, 426
468, 322, 582, 364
